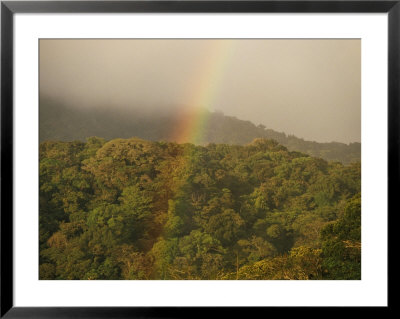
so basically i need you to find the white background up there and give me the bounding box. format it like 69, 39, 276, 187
13, 13, 388, 306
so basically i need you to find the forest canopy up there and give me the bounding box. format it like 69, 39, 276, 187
39, 137, 361, 280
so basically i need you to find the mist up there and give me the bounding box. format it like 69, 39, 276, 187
40, 39, 360, 144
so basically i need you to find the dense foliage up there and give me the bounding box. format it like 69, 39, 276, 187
40, 97, 360, 164
39, 137, 361, 280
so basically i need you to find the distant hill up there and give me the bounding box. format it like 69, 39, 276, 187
39, 97, 360, 164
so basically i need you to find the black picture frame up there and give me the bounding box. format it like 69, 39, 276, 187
1, 0, 397, 317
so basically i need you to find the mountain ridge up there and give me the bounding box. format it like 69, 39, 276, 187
39, 96, 360, 165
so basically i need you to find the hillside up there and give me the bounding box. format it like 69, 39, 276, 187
40, 97, 361, 164
39, 137, 361, 280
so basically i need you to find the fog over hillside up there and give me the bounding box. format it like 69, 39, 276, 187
40, 39, 361, 144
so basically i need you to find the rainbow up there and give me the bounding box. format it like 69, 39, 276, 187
170, 40, 237, 145
159, 40, 238, 245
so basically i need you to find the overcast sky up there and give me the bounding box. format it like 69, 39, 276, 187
40, 39, 360, 143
